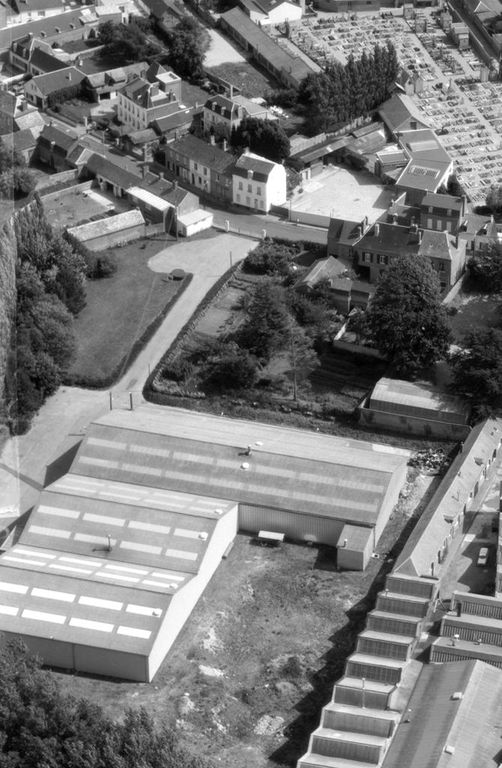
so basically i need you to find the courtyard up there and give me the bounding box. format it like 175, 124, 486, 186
289, 164, 395, 221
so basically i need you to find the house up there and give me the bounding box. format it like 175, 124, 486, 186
296, 255, 347, 293
9, 0, 65, 23
145, 62, 182, 101
121, 128, 159, 158
219, 7, 317, 89
202, 93, 277, 134
163, 133, 235, 201
67, 209, 146, 251
3, 8, 102, 58
0, 89, 23, 135
327, 216, 369, 260
377, 92, 430, 139
25, 67, 86, 110
36, 122, 79, 170
10, 36, 68, 76
14, 108, 46, 138
85, 152, 142, 198
2, 129, 37, 162
237, 0, 303, 25
395, 129, 454, 205
232, 151, 287, 212
150, 107, 195, 141
419, 192, 468, 235
353, 220, 466, 292
116, 75, 181, 131
458, 212, 502, 255
84, 63, 148, 103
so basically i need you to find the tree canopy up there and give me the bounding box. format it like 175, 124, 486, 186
0, 137, 35, 200
364, 254, 451, 377
6, 203, 87, 433
0, 637, 211, 768
98, 21, 158, 63
162, 18, 208, 81
237, 280, 292, 362
468, 243, 502, 293
298, 42, 399, 134
230, 118, 290, 162
450, 328, 502, 414
486, 183, 502, 214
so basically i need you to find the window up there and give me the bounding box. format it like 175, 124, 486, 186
194, 162, 198, 171
248, 183, 252, 193
238, 181, 243, 190
203, 167, 207, 175
236, 193, 240, 202
246, 196, 250, 206
362, 252, 372, 264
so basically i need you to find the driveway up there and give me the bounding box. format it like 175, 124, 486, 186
0, 234, 254, 520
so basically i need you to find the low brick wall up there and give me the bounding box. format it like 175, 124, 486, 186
357, 398, 471, 440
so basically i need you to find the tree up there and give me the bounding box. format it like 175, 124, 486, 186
486, 183, 502, 214
231, 118, 290, 162
0, 638, 212, 768
163, 18, 208, 81
365, 254, 451, 377
202, 340, 258, 391
238, 281, 291, 362
468, 243, 502, 292
450, 328, 502, 413
98, 21, 157, 63
288, 326, 319, 399
243, 240, 296, 276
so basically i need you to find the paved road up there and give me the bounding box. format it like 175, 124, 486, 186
0, 234, 254, 522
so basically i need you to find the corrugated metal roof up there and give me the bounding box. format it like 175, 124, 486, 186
68, 209, 145, 241
128, 186, 172, 212
370, 378, 470, 423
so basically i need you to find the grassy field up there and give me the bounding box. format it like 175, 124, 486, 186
54, 469, 437, 768
67, 236, 185, 386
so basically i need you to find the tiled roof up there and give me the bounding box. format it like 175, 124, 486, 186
356, 221, 421, 254
30, 47, 67, 73
85, 152, 141, 189
296, 256, 347, 289
418, 230, 454, 260
38, 123, 78, 152
420, 192, 465, 212
378, 93, 429, 133
0, 8, 92, 50
233, 151, 277, 181
15, 109, 46, 133
2, 128, 36, 152
167, 133, 236, 173
68, 209, 145, 240
30, 66, 85, 96
151, 108, 194, 134
0, 89, 18, 117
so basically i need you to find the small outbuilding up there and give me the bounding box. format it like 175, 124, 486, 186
67, 209, 146, 251
337, 524, 373, 571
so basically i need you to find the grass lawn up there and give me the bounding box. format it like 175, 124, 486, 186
448, 289, 502, 342
54, 469, 437, 768
67, 236, 186, 386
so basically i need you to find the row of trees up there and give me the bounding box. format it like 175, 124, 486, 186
297, 42, 399, 134
230, 117, 290, 162
0, 638, 210, 768
6, 203, 87, 433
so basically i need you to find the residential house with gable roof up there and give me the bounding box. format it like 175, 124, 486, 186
24, 66, 86, 109
237, 0, 303, 24
36, 122, 79, 169
419, 192, 468, 234
163, 133, 236, 201
232, 150, 287, 212
8, 0, 65, 23
3, 7, 104, 58
352, 219, 466, 291
377, 92, 430, 139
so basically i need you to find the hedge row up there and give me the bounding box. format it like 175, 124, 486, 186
143, 262, 242, 401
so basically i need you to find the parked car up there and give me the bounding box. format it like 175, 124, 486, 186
477, 547, 489, 567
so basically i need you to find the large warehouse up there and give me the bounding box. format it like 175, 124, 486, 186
0, 405, 409, 680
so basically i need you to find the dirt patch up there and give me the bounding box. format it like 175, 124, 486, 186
205, 61, 278, 99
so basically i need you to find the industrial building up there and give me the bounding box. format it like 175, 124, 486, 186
0, 406, 409, 681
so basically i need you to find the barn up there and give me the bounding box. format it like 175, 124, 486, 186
67, 209, 146, 251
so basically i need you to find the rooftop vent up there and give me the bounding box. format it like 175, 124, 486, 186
214, 508, 223, 516
199, 532, 208, 541
241, 462, 250, 471
444, 745, 455, 755
451, 691, 463, 700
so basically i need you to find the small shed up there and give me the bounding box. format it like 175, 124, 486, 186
127, 185, 172, 223
67, 209, 146, 251
337, 524, 373, 571
177, 209, 213, 237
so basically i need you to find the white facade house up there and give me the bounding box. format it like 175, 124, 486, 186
116, 74, 180, 131
238, 0, 303, 25
232, 151, 287, 212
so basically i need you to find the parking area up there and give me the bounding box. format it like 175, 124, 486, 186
289, 165, 395, 221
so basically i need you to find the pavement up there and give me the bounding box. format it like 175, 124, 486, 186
0, 233, 255, 524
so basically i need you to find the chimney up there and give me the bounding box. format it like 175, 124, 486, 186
392, 213, 398, 224
374, 222, 380, 237
78, 56, 83, 67
357, 225, 362, 238
222, 138, 228, 152
142, 163, 146, 179
210, 133, 215, 145
462, 194, 467, 215
229, 84, 233, 98
247, 169, 253, 179
418, 229, 422, 243
212, 101, 217, 111
67, 70, 72, 81
174, 180, 178, 190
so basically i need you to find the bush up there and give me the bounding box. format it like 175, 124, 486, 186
84, 251, 118, 279
243, 240, 297, 276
